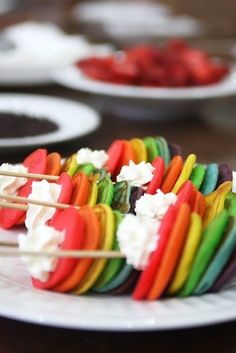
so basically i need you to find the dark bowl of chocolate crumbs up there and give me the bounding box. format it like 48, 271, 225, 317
0, 112, 59, 138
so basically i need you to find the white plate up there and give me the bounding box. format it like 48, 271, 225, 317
0, 66, 59, 86
54, 65, 236, 100
54, 65, 236, 120
0, 94, 100, 148
0, 229, 236, 331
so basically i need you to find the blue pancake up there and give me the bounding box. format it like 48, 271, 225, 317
92, 264, 133, 293
194, 217, 236, 295
200, 163, 219, 195
216, 163, 232, 187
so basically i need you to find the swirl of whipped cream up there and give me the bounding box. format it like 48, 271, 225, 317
117, 214, 159, 270
25, 180, 62, 231
0, 163, 28, 195
18, 224, 65, 282
135, 189, 177, 220
76, 148, 108, 169
117, 161, 154, 187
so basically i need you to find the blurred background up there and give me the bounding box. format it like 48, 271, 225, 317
2, 0, 236, 46
0, 0, 236, 168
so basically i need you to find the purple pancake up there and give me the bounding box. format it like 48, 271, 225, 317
168, 143, 182, 158
211, 249, 236, 292
107, 270, 140, 295
129, 187, 144, 214
216, 163, 232, 187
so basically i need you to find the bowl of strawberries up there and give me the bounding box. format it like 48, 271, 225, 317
54, 39, 235, 120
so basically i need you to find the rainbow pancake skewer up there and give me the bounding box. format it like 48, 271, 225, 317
0, 135, 235, 301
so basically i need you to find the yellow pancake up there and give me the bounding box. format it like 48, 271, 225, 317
60, 153, 78, 176
203, 181, 232, 228
167, 213, 202, 294
172, 154, 196, 193
73, 204, 115, 294
88, 181, 98, 207
130, 138, 147, 163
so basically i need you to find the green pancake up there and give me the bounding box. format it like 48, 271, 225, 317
194, 217, 236, 295
111, 181, 131, 214
179, 209, 229, 297
93, 211, 125, 292
190, 164, 206, 189
143, 137, 159, 162
76, 163, 95, 176
200, 163, 219, 195
97, 176, 114, 205
94, 168, 111, 182
155, 136, 171, 165
225, 193, 236, 217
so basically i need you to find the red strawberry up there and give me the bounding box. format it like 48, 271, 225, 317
111, 58, 139, 84
166, 62, 190, 87
77, 57, 115, 82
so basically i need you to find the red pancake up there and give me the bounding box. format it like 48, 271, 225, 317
70, 172, 90, 206
133, 205, 177, 300
106, 140, 124, 175
49, 172, 73, 225
175, 180, 195, 208
32, 207, 85, 289
147, 203, 191, 300
146, 157, 165, 194
0, 149, 47, 229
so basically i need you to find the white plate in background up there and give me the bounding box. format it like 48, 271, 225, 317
0, 94, 100, 148
0, 22, 112, 86
73, 1, 203, 41
54, 65, 236, 120
55, 65, 236, 100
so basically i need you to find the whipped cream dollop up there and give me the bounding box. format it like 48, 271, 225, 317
135, 189, 177, 220
18, 224, 65, 282
25, 180, 61, 231
0, 163, 28, 195
117, 214, 159, 270
117, 161, 154, 187
76, 148, 108, 169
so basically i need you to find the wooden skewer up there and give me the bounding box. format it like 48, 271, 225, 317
0, 201, 27, 211
0, 170, 59, 181
0, 193, 79, 210
0, 248, 125, 259
0, 240, 18, 247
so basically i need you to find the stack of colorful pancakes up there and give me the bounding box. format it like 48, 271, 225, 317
0, 136, 235, 301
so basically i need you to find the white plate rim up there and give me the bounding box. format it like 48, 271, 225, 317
54, 65, 236, 101
0, 230, 236, 332
0, 93, 101, 148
